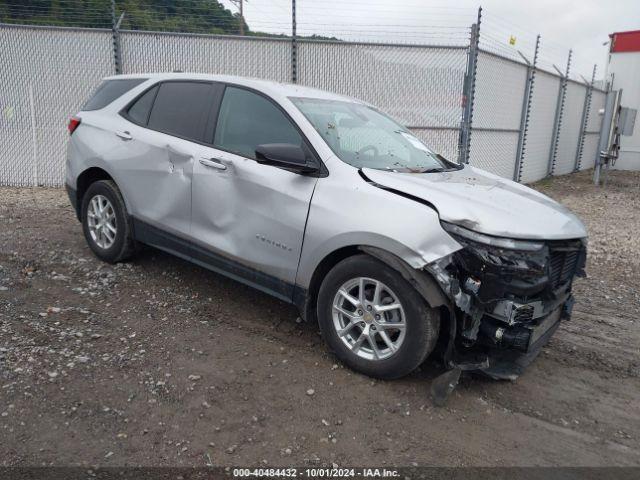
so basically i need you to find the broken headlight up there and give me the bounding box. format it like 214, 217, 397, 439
441, 221, 549, 297
441, 222, 544, 252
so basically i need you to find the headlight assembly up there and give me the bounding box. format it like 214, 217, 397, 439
441, 221, 548, 275
441, 222, 544, 252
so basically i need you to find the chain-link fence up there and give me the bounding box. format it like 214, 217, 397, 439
0, 20, 607, 187
0, 25, 114, 186
468, 50, 528, 179
519, 71, 562, 183
466, 38, 607, 183
121, 31, 292, 82
296, 40, 467, 161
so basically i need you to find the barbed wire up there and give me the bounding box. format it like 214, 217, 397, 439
0, 0, 602, 77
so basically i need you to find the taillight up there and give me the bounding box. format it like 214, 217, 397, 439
68, 116, 81, 135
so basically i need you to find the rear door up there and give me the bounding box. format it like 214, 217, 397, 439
190, 85, 320, 300
114, 81, 219, 243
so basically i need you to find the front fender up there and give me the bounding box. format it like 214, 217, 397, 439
295, 162, 462, 289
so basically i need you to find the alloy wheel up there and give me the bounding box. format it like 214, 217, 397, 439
331, 277, 407, 361
86, 194, 117, 249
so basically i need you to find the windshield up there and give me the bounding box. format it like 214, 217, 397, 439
290, 97, 460, 172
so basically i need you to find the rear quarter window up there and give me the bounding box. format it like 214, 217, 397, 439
82, 78, 147, 111
125, 85, 159, 126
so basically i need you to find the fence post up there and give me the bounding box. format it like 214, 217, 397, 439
573, 64, 597, 171
547, 49, 572, 176
458, 6, 481, 164
28, 83, 38, 187
513, 34, 540, 182
291, 0, 297, 83
111, 0, 123, 74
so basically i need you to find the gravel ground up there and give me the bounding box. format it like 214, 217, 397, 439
0, 169, 639, 467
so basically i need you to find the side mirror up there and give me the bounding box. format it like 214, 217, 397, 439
255, 143, 319, 174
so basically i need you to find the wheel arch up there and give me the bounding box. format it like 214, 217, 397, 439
301, 245, 362, 323
74, 167, 116, 220
301, 244, 451, 325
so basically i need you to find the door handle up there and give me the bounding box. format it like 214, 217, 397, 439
116, 130, 132, 141
199, 157, 227, 171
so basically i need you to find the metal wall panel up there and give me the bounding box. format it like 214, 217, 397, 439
519, 71, 561, 183
554, 82, 587, 175
120, 31, 291, 82
0, 25, 113, 186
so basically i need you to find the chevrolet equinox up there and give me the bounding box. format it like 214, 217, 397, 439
66, 73, 587, 382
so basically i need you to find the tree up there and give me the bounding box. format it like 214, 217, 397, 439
0, 0, 247, 35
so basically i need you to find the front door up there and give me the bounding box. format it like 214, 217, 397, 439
191, 85, 319, 301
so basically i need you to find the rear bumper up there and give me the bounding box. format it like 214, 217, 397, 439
65, 184, 80, 220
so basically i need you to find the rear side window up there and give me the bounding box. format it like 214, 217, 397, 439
126, 85, 158, 126
83, 78, 147, 111
147, 82, 213, 141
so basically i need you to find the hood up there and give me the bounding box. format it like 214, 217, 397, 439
362, 166, 587, 240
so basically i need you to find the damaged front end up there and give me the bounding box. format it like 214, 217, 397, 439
427, 221, 587, 381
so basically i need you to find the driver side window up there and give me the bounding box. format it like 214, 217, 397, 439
214, 86, 303, 159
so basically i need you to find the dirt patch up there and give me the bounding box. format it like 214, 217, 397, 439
1, 169, 639, 467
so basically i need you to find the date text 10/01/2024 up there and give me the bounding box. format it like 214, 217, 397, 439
232, 468, 400, 478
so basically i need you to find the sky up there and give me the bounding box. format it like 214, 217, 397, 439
220, 0, 640, 80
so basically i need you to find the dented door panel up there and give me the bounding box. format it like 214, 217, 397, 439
109, 123, 195, 237
191, 147, 317, 287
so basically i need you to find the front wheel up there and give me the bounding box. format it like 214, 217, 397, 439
317, 254, 440, 380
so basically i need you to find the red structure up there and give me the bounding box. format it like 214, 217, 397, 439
610, 30, 640, 53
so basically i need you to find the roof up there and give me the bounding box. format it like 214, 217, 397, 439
609, 30, 640, 53
103, 72, 363, 104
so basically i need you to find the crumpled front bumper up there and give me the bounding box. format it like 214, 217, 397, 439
479, 298, 571, 380
425, 238, 585, 380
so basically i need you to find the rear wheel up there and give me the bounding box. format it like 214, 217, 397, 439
81, 180, 137, 263
317, 254, 440, 379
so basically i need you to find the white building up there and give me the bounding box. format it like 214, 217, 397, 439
606, 30, 640, 170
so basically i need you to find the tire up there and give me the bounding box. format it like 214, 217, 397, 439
317, 254, 440, 380
81, 180, 137, 263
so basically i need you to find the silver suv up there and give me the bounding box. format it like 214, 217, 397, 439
66, 73, 587, 382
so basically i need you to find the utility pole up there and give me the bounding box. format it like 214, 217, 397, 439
230, 0, 245, 36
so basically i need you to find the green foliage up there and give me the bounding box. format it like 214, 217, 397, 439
0, 0, 248, 34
